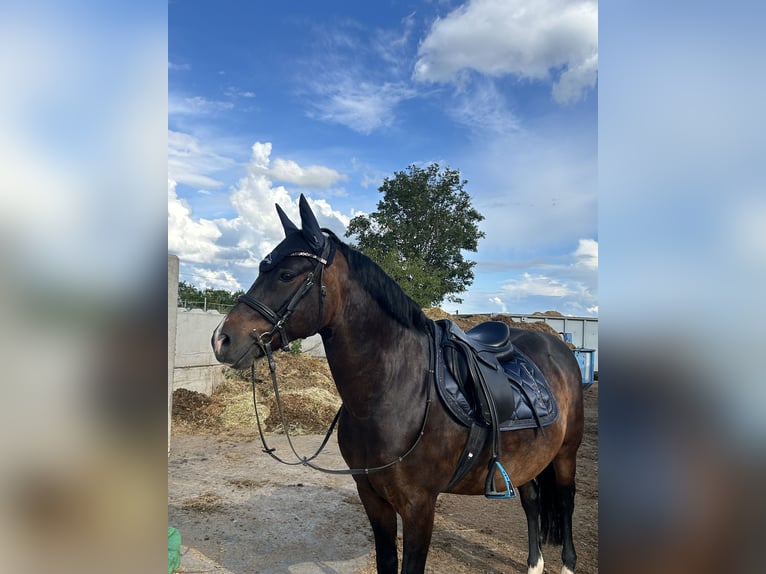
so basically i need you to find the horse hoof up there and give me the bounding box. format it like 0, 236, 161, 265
527, 555, 544, 574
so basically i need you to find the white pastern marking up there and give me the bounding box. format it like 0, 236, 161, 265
561, 566, 574, 574
527, 555, 544, 574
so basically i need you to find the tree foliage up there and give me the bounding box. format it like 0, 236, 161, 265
177, 281, 244, 312
345, 163, 485, 306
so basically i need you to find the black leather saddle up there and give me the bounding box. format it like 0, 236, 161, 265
436, 319, 558, 431
458, 320, 515, 353
432, 319, 559, 497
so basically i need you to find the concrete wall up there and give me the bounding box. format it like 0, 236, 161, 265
297, 334, 325, 357
174, 308, 227, 395
168, 255, 179, 452
172, 306, 327, 396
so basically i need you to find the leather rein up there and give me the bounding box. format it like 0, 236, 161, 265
236, 246, 434, 475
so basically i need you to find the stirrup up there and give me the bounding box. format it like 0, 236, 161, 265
484, 458, 516, 499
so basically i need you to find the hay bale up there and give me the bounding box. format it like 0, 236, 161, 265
531, 310, 564, 317
172, 388, 223, 431
220, 394, 270, 431
263, 388, 342, 434
271, 353, 337, 395
423, 307, 453, 321
423, 307, 491, 330
492, 314, 562, 338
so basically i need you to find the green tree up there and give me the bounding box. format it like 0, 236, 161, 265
178, 281, 203, 306
345, 163, 485, 306
177, 281, 244, 312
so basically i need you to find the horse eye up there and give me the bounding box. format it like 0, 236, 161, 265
279, 271, 296, 282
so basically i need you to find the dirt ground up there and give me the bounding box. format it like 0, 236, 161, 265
169, 312, 598, 573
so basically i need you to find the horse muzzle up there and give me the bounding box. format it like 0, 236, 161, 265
211, 322, 265, 368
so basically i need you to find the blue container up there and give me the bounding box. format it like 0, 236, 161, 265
573, 348, 595, 389
561, 332, 573, 344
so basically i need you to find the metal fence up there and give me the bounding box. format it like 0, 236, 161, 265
502, 313, 598, 371
178, 299, 235, 314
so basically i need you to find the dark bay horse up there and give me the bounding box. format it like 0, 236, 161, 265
212, 195, 584, 574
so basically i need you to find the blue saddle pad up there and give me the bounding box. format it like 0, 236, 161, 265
433, 320, 559, 431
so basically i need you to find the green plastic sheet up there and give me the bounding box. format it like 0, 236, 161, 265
168, 527, 181, 574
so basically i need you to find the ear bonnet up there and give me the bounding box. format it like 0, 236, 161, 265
259, 194, 336, 272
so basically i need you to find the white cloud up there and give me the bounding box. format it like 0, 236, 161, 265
168, 94, 234, 115
225, 144, 296, 260
215, 142, 351, 264
489, 296, 508, 313
306, 197, 351, 230
361, 173, 380, 188
302, 18, 419, 134
187, 266, 241, 292
373, 11, 417, 76
167, 179, 222, 263
447, 79, 519, 134
168, 140, 355, 291
309, 80, 416, 134
414, 0, 597, 104
552, 52, 598, 104
168, 129, 236, 188
269, 157, 348, 188
573, 238, 598, 270
502, 272, 573, 298
223, 86, 256, 98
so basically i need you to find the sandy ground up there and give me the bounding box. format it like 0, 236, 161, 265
168, 381, 597, 574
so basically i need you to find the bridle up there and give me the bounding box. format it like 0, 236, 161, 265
237, 246, 330, 362
232, 239, 435, 475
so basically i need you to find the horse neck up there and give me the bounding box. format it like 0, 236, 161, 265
320, 290, 431, 418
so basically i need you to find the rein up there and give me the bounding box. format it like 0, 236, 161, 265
239, 247, 436, 474
248, 342, 435, 475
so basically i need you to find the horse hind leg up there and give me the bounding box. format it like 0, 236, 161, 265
538, 460, 577, 574
519, 481, 544, 574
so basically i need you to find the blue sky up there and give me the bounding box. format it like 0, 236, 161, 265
168, 0, 598, 316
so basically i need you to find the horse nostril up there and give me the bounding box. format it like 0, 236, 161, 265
213, 331, 230, 358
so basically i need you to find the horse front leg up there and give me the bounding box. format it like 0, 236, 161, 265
355, 477, 399, 574
399, 492, 437, 574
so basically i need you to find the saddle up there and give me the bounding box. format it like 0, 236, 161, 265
432, 319, 559, 498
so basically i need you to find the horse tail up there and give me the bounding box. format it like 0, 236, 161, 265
538, 462, 564, 545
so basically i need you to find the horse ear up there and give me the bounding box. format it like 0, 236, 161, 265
298, 194, 325, 250
275, 203, 299, 236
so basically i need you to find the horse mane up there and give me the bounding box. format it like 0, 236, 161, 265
324, 230, 430, 332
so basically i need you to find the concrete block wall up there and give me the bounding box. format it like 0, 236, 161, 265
173, 308, 227, 395
172, 308, 328, 396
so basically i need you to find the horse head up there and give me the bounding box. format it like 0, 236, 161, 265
212, 194, 336, 369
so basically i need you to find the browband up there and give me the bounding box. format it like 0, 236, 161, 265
289, 251, 328, 265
